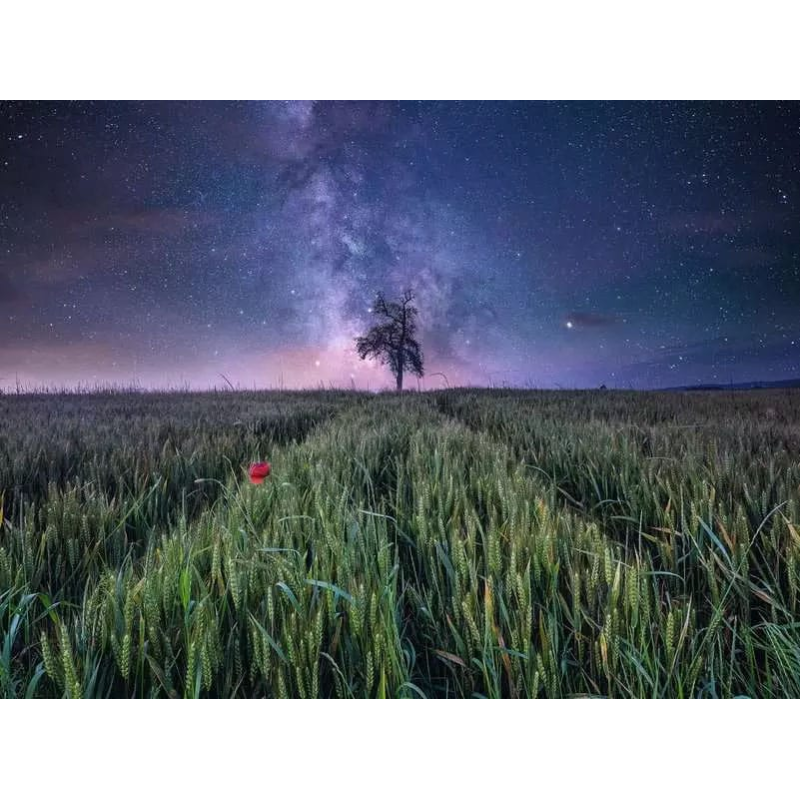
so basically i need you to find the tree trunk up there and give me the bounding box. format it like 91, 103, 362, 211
397, 303, 406, 392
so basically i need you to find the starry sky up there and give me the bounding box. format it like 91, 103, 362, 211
1, 100, 799, 390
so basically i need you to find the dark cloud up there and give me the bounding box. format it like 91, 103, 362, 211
613, 331, 800, 388
662, 212, 742, 236
0, 272, 23, 303
723, 247, 780, 269
661, 208, 795, 238
565, 312, 619, 328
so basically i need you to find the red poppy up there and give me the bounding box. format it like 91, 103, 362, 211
248, 461, 271, 484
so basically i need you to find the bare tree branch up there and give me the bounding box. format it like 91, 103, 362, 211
355, 289, 425, 391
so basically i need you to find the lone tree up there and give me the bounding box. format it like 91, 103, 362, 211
355, 289, 424, 391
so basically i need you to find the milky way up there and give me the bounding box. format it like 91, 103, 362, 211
1, 101, 799, 390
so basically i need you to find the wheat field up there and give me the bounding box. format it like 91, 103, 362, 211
1, 388, 799, 698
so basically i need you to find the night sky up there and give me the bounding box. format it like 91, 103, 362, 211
1, 100, 799, 391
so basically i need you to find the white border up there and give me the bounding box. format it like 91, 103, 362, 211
1, 699, 797, 796
2, 1, 799, 99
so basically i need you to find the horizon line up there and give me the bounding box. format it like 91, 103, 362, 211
2, 374, 800, 397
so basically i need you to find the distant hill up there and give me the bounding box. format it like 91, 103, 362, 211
663, 377, 800, 391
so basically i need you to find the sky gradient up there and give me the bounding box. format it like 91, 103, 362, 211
1, 100, 799, 390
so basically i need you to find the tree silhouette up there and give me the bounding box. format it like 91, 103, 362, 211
355, 289, 424, 391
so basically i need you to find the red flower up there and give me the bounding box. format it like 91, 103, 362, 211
248, 461, 271, 484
